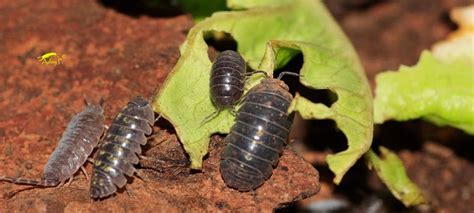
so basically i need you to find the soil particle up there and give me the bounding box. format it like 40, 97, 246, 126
401, 142, 474, 212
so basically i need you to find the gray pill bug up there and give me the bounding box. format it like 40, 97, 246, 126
220, 71, 299, 191
89, 96, 155, 199
0, 98, 106, 187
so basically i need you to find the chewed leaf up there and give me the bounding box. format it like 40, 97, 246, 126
152, 0, 373, 182
374, 51, 474, 134
276, 41, 373, 184
366, 147, 426, 207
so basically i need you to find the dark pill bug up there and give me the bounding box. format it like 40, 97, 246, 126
210, 50, 247, 108
220, 72, 297, 191
90, 96, 155, 199
201, 50, 247, 124
0, 99, 105, 187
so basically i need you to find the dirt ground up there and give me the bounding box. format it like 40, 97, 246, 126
0, 0, 472, 212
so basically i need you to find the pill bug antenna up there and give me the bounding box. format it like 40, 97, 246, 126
83, 95, 92, 106
0, 176, 54, 199
144, 96, 161, 124
277, 71, 301, 80
154, 113, 162, 124
4, 185, 42, 199
0, 176, 58, 187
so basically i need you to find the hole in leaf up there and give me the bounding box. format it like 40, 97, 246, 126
204, 31, 238, 62
274, 52, 338, 107
300, 118, 348, 153
289, 114, 348, 166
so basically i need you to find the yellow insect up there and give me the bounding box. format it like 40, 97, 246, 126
37, 52, 66, 65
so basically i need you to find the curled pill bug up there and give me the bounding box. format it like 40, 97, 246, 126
0, 98, 105, 187
219, 71, 299, 191
89, 96, 155, 199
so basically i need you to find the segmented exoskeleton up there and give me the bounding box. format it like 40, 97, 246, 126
210, 50, 247, 108
201, 50, 247, 125
220, 72, 297, 191
0, 99, 105, 187
90, 96, 155, 199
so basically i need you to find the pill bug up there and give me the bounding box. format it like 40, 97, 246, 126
0, 99, 105, 187
211, 50, 247, 108
89, 96, 155, 199
220, 72, 298, 191
201, 50, 247, 124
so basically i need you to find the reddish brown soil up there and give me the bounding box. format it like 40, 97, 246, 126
1, 130, 320, 212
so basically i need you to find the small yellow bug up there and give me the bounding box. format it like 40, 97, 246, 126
37, 52, 66, 65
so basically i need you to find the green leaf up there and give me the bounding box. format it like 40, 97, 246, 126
374, 51, 474, 134
366, 147, 426, 207
152, 0, 373, 184
267, 41, 374, 185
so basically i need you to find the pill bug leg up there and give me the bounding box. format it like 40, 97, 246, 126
0, 176, 60, 199
277, 71, 300, 80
